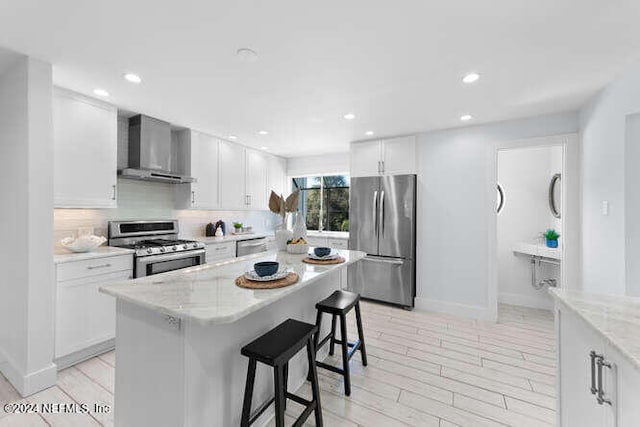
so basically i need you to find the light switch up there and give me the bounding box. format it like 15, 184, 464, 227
602, 201, 610, 216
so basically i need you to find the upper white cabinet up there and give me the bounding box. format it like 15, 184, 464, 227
53, 88, 118, 208
245, 149, 268, 209
176, 130, 219, 209
219, 140, 247, 209
350, 135, 416, 177
267, 156, 287, 197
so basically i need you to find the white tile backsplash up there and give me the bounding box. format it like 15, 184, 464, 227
54, 177, 280, 250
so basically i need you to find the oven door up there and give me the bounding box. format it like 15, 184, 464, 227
135, 249, 206, 278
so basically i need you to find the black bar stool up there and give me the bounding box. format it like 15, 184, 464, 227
312, 290, 367, 396
240, 319, 323, 427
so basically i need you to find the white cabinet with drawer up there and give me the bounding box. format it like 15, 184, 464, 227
55, 254, 133, 367
206, 241, 236, 263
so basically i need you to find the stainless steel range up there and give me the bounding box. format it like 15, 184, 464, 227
108, 220, 206, 278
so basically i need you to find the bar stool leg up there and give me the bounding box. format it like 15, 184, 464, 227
339, 314, 351, 396
306, 338, 323, 427
241, 358, 257, 427
354, 302, 368, 366
313, 310, 323, 352
329, 314, 337, 356
273, 365, 286, 427
283, 362, 288, 411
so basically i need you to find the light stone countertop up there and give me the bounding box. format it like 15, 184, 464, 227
549, 288, 640, 371
100, 249, 365, 325
190, 232, 272, 244
54, 246, 135, 264
306, 231, 349, 240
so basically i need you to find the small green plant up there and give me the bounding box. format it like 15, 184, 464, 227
543, 229, 560, 240
233, 222, 243, 229
341, 219, 349, 232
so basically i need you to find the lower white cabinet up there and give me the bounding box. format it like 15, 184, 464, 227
206, 242, 236, 263
55, 255, 133, 367
556, 301, 640, 426
306, 235, 349, 250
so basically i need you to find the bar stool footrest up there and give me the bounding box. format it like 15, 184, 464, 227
248, 397, 275, 425
316, 361, 345, 375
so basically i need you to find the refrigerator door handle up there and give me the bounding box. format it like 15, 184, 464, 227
364, 255, 404, 265
379, 190, 385, 237
372, 190, 379, 236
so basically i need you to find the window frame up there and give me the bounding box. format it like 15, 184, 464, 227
292, 174, 350, 232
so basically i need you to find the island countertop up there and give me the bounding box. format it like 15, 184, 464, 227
100, 249, 365, 325
549, 288, 640, 371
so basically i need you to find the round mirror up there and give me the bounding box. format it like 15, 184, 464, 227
497, 183, 505, 214
549, 173, 561, 218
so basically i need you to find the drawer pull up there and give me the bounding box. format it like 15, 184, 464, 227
596, 355, 613, 406
87, 263, 112, 270
589, 350, 598, 395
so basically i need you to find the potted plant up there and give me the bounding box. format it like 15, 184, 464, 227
269, 190, 300, 250
233, 222, 243, 234
543, 229, 560, 248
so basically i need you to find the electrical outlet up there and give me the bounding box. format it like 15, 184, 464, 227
601, 201, 610, 216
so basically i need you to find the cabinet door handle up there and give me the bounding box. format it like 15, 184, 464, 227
589, 350, 598, 395
87, 263, 111, 270
381, 160, 385, 174
111, 185, 117, 200
596, 355, 613, 406
191, 191, 195, 205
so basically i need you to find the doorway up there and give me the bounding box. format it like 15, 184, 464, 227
487, 134, 579, 319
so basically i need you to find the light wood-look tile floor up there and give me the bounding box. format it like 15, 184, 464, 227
0, 302, 556, 426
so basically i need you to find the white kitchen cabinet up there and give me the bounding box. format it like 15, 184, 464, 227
267, 155, 287, 197
557, 306, 615, 426
245, 149, 268, 209
176, 130, 219, 209
350, 141, 381, 177
55, 254, 133, 368
219, 140, 247, 209
350, 136, 416, 177
53, 88, 118, 208
206, 241, 236, 263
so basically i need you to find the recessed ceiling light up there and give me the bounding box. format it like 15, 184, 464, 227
237, 48, 258, 62
228, 135, 237, 140
93, 88, 109, 97
365, 130, 374, 136
123, 73, 142, 84
343, 113, 356, 120
261, 146, 268, 150
460, 114, 473, 121
462, 73, 480, 84
258, 130, 269, 135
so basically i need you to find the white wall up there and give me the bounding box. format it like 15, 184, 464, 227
287, 152, 349, 177
497, 146, 561, 309
625, 113, 640, 297
416, 112, 578, 319
0, 54, 56, 396
579, 64, 640, 296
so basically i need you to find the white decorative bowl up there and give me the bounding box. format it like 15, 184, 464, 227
61, 235, 107, 253
286, 243, 309, 254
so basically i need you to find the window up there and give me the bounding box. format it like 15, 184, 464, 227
292, 175, 350, 232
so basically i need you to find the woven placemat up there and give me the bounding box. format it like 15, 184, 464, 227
235, 272, 299, 289
302, 256, 346, 265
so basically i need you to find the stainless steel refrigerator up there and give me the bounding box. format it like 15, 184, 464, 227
348, 174, 416, 308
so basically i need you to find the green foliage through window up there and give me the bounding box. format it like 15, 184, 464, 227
292, 175, 349, 232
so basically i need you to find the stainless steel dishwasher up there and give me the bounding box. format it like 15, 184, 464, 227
236, 237, 268, 257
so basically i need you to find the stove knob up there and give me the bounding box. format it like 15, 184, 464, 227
172, 246, 177, 251
146, 248, 152, 254
160, 247, 166, 253
192, 243, 198, 248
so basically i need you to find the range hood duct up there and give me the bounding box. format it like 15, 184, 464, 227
119, 114, 194, 184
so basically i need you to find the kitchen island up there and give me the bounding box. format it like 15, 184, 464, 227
100, 249, 365, 427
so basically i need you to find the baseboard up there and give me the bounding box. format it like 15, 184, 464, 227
0, 348, 57, 397
498, 292, 553, 310
414, 297, 495, 321
55, 338, 115, 370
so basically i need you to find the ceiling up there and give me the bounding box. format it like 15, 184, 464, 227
1, 0, 639, 157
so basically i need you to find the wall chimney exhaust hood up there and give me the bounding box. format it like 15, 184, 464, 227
119, 114, 195, 184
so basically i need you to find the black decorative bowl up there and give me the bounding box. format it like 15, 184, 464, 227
254, 261, 279, 277
314, 247, 332, 257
